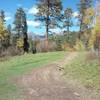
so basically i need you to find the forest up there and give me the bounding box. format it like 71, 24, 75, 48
0, 0, 100, 100
0, 0, 99, 58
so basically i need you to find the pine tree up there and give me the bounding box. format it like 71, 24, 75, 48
13, 8, 29, 52
35, 0, 62, 49
7, 24, 12, 46
0, 10, 5, 24
63, 8, 73, 40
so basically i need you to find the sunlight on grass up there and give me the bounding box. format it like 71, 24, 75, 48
0, 51, 65, 100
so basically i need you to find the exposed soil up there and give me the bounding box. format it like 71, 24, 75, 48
11, 52, 99, 100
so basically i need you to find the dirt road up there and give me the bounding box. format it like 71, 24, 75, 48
12, 52, 98, 100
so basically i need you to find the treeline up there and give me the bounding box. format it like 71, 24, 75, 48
35, 0, 100, 51
0, 0, 100, 57
0, 8, 29, 57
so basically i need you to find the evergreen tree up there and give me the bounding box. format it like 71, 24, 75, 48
35, 0, 62, 49
0, 10, 5, 24
7, 24, 12, 46
13, 8, 29, 52
63, 8, 73, 40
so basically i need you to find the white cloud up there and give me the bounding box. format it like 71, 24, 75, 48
24, 7, 29, 12
50, 29, 60, 33
5, 12, 12, 21
28, 6, 38, 15
73, 11, 79, 17
5, 16, 12, 21
27, 20, 41, 27
50, 28, 64, 34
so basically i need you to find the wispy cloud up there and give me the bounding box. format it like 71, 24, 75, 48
27, 20, 41, 27
24, 7, 29, 12
5, 12, 12, 21
5, 16, 12, 21
73, 11, 79, 17
50, 28, 64, 34
28, 6, 38, 15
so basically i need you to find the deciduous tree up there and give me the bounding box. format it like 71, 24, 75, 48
77, 0, 93, 39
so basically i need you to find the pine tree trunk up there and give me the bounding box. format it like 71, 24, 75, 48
45, 0, 49, 51
46, 19, 49, 42
79, 20, 82, 39
45, 18, 49, 51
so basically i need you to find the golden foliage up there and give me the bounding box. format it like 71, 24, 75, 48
61, 43, 75, 51
83, 7, 94, 25
95, 16, 100, 34
16, 38, 24, 48
89, 30, 96, 49
89, 15, 100, 49
0, 20, 8, 40
74, 39, 85, 51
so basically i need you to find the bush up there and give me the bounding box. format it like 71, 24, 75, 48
61, 42, 75, 51
16, 38, 24, 48
36, 40, 57, 52
74, 39, 85, 51
0, 46, 23, 60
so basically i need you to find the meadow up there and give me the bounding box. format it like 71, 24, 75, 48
0, 52, 65, 100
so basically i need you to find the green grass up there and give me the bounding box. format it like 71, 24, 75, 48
64, 52, 100, 92
0, 51, 65, 100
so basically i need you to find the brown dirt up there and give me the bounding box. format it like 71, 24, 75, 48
11, 52, 99, 100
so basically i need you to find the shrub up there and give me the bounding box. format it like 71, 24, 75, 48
0, 46, 23, 61
16, 38, 24, 48
74, 39, 85, 51
61, 42, 75, 51
36, 40, 57, 52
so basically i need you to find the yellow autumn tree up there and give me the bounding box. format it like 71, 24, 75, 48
74, 39, 85, 51
0, 20, 8, 40
16, 38, 24, 48
83, 7, 94, 25
0, 20, 8, 52
89, 15, 100, 50
82, 7, 94, 49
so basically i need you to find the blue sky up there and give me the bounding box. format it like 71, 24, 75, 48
0, 0, 98, 35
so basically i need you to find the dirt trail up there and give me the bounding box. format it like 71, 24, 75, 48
12, 52, 97, 100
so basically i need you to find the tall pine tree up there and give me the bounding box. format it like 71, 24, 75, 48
35, 0, 62, 49
0, 10, 5, 24
63, 8, 73, 40
13, 8, 29, 52
7, 24, 12, 46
